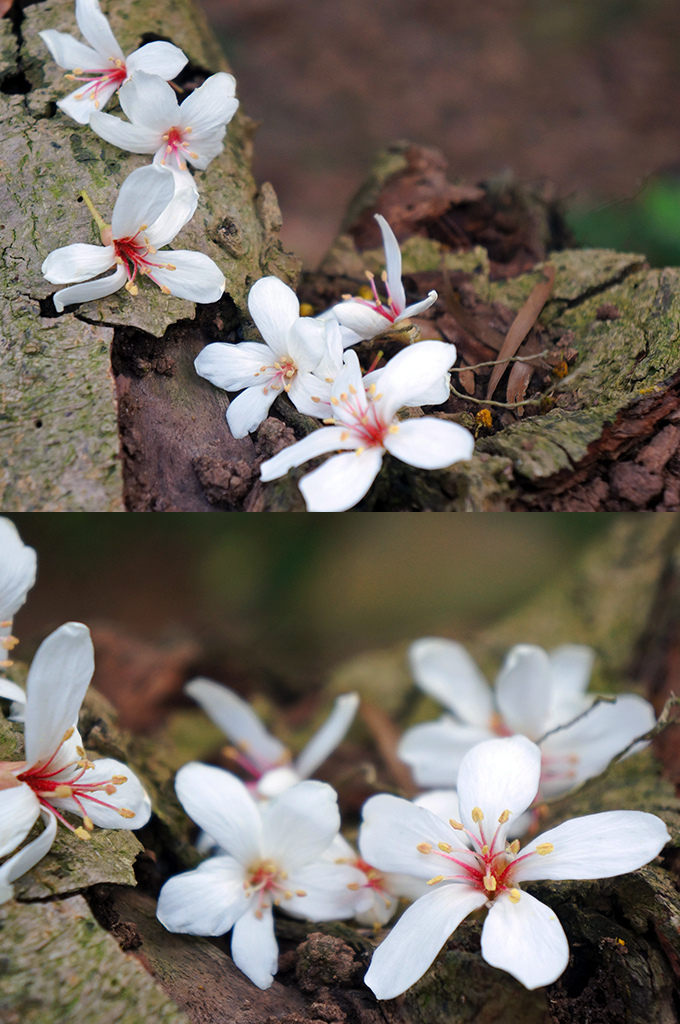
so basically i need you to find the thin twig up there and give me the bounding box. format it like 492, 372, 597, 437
451, 350, 550, 374
449, 383, 546, 409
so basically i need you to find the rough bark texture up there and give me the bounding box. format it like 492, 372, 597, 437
1, 518, 679, 1023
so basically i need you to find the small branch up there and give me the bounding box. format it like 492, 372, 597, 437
451, 350, 550, 373
449, 383, 546, 409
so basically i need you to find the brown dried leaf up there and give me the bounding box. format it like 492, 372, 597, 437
486, 265, 555, 400
459, 365, 476, 395
0, 0, 14, 15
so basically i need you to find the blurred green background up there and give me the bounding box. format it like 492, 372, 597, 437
11, 514, 619, 685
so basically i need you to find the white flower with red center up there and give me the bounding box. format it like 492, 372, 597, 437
0, 518, 36, 680
89, 70, 239, 190
325, 833, 428, 927
194, 276, 330, 438
398, 640, 656, 803
185, 678, 359, 801
259, 344, 474, 512
329, 214, 437, 341
42, 166, 225, 311
360, 735, 669, 996
39, 0, 187, 125
0, 622, 151, 890
156, 765, 364, 989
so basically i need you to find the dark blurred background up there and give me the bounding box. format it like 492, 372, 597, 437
9, 514, 617, 735
199, 0, 680, 267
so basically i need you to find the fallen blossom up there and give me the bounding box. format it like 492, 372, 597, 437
194, 276, 330, 438
40, 0, 187, 125
0, 622, 151, 870
259, 345, 474, 512
156, 765, 364, 989
329, 214, 437, 340
0, 809, 56, 904
0, 517, 36, 673
185, 678, 359, 799
42, 165, 225, 310
361, 735, 669, 996
398, 640, 656, 801
89, 70, 239, 190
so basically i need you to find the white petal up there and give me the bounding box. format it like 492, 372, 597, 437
195, 341, 274, 393
299, 448, 384, 512
259, 427, 354, 482
364, 884, 487, 1000
184, 678, 288, 773
0, 783, 40, 858
256, 766, 301, 799
0, 679, 26, 707
285, 860, 366, 921
24, 623, 94, 769
174, 763, 262, 866
287, 370, 332, 417
260, 780, 339, 871
231, 905, 279, 989
57, 80, 119, 125
287, 317, 327, 373
89, 110, 161, 154
295, 693, 359, 779
331, 301, 389, 340
42, 243, 115, 285
397, 291, 438, 321
125, 42, 188, 82
409, 638, 494, 726
495, 645, 553, 740
413, 789, 461, 822
0, 518, 37, 620
75, 0, 123, 59
375, 214, 406, 313
0, 808, 57, 900
399, 718, 497, 788
116, 71, 178, 132
384, 417, 473, 469
184, 129, 228, 170
376, 341, 458, 421
456, 736, 541, 840
178, 72, 238, 135
149, 251, 225, 303
145, 184, 198, 249
248, 277, 300, 355
157, 855, 248, 936
514, 810, 669, 883
38, 31, 102, 72
111, 166, 175, 240
52, 266, 126, 311
330, 348, 368, 411
481, 890, 569, 989
227, 386, 278, 439
50, 757, 150, 829
549, 645, 595, 701
359, 793, 468, 880
539, 694, 657, 800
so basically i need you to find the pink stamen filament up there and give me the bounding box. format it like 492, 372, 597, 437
115, 234, 173, 290
354, 272, 400, 322
70, 63, 127, 102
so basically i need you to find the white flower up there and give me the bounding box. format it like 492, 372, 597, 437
0, 622, 151, 872
89, 70, 239, 190
325, 832, 428, 927
0, 518, 37, 672
194, 276, 330, 438
329, 215, 437, 341
398, 640, 657, 801
40, 0, 187, 125
185, 678, 359, 800
42, 166, 225, 311
0, 809, 57, 904
360, 735, 669, 996
156, 766, 364, 989
259, 345, 474, 512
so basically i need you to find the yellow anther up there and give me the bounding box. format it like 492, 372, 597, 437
365, 270, 375, 281
125, 282, 139, 295
185, 126, 193, 133
347, 882, 361, 890
355, 447, 365, 456
0, 635, 18, 650
112, 775, 127, 785
285, 369, 295, 378
340, 392, 348, 402
260, 365, 267, 372
427, 875, 444, 886
83, 816, 94, 831
62, 727, 75, 742
481, 844, 489, 856
417, 842, 433, 854
385, 899, 392, 909
160, 285, 171, 295
438, 842, 452, 853
73, 67, 83, 75
283, 890, 293, 900
508, 888, 521, 904
76, 746, 86, 758
254, 909, 263, 920
341, 293, 353, 300
471, 807, 484, 823
119, 808, 135, 819
388, 424, 399, 433
75, 827, 91, 841
340, 431, 350, 441
536, 843, 554, 856
295, 890, 306, 897
374, 393, 383, 401
449, 819, 464, 830
147, 245, 157, 255
331, 396, 339, 406
311, 395, 321, 403
508, 839, 521, 855
381, 270, 388, 282
164, 263, 177, 271
273, 897, 281, 907
483, 875, 496, 892
104, 784, 117, 795
498, 809, 510, 824
53, 785, 73, 798
367, 383, 377, 395
322, 418, 336, 425
349, 384, 357, 394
